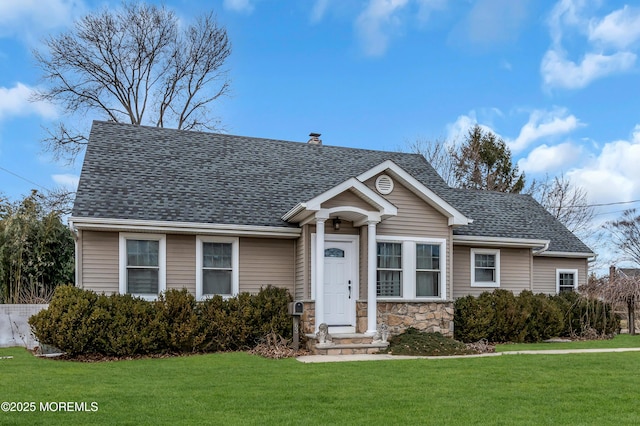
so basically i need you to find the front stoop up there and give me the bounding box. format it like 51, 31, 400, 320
305, 333, 389, 355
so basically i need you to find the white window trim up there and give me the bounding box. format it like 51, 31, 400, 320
376, 235, 447, 301
119, 232, 166, 301
470, 248, 500, 288
196, 236, 239, 300
556, 269, 578, 294
376, 240, 404, 298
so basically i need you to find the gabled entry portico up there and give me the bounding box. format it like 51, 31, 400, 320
282, 177, 398, 335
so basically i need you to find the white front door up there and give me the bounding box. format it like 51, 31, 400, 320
323, 239, 357, 332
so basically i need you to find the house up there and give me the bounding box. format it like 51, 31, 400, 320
69, 121, 594, 344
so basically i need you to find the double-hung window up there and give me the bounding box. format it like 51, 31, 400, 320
377, 237, 446, 299
377, 242, 402, 297
557, 269, 578, 293
471, 248, 500, 287
416, 244, 440, 297
119, 233, 166, 300
196, 236, 239, 299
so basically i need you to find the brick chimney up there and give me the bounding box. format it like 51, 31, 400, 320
308, 132, 322, 145
610, 265, 616, 283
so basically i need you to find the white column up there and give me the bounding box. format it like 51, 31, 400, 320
367, 221, 378, 335
315, 218, 326, 332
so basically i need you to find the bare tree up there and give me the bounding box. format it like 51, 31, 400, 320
533, 173, 595, 237
607, 273, 640, 335
33, 1, 231, 163
405, 138, 457, 186
607, 209, 640, 265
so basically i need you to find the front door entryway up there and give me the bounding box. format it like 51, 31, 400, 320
323, 237, 357, 333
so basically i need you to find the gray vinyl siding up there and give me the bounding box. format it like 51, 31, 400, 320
321, 190, 376, 210
367, 176, 449, 239
532, 257, 588, 294
80, 230, 119, 294
294, 228, 306, 300
452, 246, 532, 298
166, 234, 196, 294
239, 238, 295, 295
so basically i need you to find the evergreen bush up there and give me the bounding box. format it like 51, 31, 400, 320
454, 289, 618, 343
29, 285, 292, 356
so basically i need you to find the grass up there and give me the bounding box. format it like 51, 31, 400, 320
1, 346, 640, 425
496, 334, 640, 352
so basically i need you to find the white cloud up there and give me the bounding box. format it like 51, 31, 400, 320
445, 112, 500, 146
518, 142, 582, 174
541, 48, 636, 90
52, 173, 80, 190
542, 1, 639, 90
355, 0, 410, 56
223, 0, 255, 14
568, 125, 640, 204
509, 108, 582, 152
0, 0, 85, 40
547, 0, 588, 46
0, 83, 57, 121
589, 5, 640, 50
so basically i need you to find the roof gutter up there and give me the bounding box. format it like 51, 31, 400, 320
535, 251, 596, 259
453, 235, 550, 249
69, 217, 301, 239
532, 240, 550, 255
281, 203, 307, 222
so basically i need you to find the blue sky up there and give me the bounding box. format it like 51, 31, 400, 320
1, 0, 640, 227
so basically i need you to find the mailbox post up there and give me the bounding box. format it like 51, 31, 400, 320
288, 302, 303, 351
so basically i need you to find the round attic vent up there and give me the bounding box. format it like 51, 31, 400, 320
375, 174, 394, 195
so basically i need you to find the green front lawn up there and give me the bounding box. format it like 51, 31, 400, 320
496, 334, 640, 352
1, 346, 639, 425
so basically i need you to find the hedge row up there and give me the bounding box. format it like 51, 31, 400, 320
454, 289, 619, 343
29, 285, 292, 356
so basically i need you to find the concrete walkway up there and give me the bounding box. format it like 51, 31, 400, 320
296, 347, 640, 363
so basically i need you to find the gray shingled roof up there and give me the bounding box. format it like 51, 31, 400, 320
72, 121, 593, 254
447, 189, 593, 253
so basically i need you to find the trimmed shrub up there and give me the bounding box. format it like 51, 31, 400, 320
454, 289, 618, 343
519, 291, 563, 342
29, 285, 293, 357
453, 294, 494, 342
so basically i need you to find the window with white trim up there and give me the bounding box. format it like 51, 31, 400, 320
556, 269, 578, 294
376, 237, 447, 300
471, 248, 500, 287
416, 244, 440, 297
196, 236, 239, 299
377, 242, 402, 297
119, 233, 166, 300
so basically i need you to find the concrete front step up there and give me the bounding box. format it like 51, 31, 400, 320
306, 333, 389, 355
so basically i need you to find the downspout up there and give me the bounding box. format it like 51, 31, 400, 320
532, 241, 550, 255
68, 219, 80, 288
531, 241, 550, 291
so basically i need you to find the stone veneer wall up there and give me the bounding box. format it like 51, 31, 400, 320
303, 300, 454, 337
300, 301, 316, 334
357, 301, 454, 337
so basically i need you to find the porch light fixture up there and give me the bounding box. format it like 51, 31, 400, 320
333, 217, 341, 231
